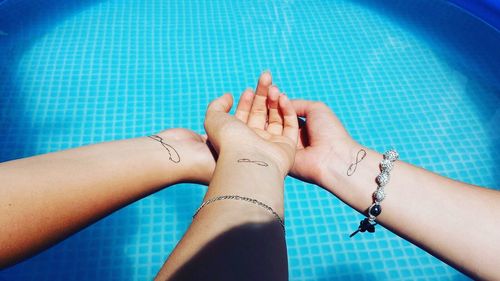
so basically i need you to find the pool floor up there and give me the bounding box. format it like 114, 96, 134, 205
0, 0, 499, 280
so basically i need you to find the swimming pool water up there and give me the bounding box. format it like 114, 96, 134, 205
0, 0, 499, 280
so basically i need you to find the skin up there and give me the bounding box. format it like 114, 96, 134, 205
1, 71, 498, 280
0, 72, 280, 270
0, 128, 215, 269
156, 73, 298, 281
288, 100, 500, 281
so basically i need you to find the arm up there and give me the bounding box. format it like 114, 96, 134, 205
0, 128, 215, 268
290, 100, 500, 280
156, 72, 298, 280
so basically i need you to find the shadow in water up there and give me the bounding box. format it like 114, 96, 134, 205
0, 2, 137, 280
464, 80, 500, 189
351, 0, 499, 87
0, 0, 106, 39
352, 0, 500, 188
0, 0, 106, 161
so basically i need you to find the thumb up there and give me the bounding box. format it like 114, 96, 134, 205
204, 94, 234, 152
207, 93, 233, 113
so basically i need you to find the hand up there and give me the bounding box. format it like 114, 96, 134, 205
204, 72, 299, 177
155, 128, 216, 184
290, 100, 357, 186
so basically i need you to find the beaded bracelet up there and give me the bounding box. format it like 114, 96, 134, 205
350, 149, 399, 237
193, 195, 285, 232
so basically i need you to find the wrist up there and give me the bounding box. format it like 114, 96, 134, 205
140, 137, 186, 184
150, 131, 216, 185
316, 140, 362, 188
219, 144, 287, 178
209, 146, 286, 216
320, 143, 386, 213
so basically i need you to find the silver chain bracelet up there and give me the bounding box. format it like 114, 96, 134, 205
193, 195, 285, 232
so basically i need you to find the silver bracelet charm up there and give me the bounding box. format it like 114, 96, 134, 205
350, 149, 398, 237
193, 195, 285, 232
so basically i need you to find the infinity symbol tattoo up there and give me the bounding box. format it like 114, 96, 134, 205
347, 149, 367, 176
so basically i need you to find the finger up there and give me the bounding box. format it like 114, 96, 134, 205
291, 99, 346, 147
207, 93, 233, 113
234, 88, 254, 123
290, 100, 316, 147
266, 86, 283, 135
280, 94, 299, 144
291, 99, 316, 118
247, 71, 272, 129
255, 71, 272, 97
292, 99, 335, 119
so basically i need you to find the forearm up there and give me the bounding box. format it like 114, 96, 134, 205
0, 136, 189, 268
322, 144, 500, 280
157, 150, 287, 281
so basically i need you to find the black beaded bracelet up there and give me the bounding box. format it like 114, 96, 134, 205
350, 149, 399, 238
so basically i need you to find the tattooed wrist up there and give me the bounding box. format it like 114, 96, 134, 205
148, 135, 181, 163
237, 158, 269, 167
